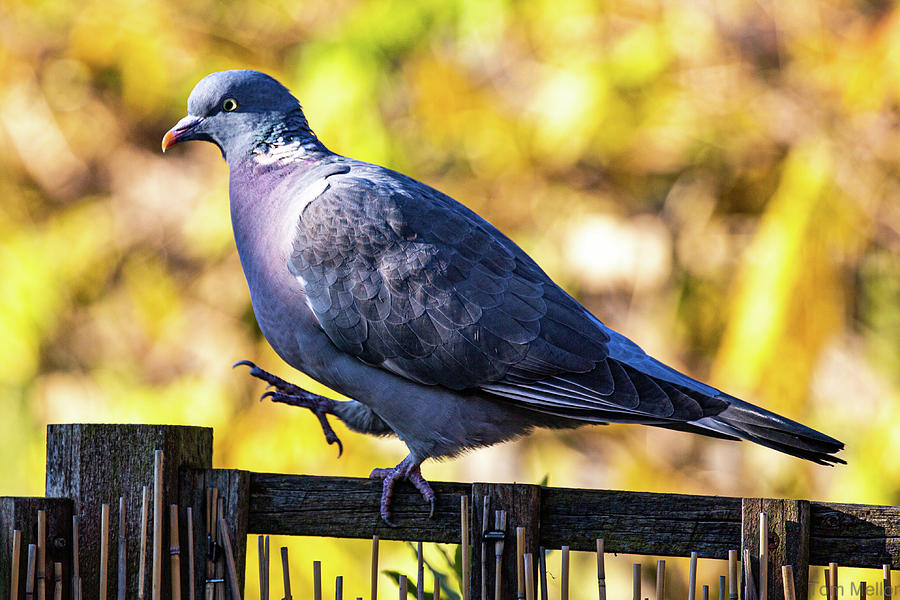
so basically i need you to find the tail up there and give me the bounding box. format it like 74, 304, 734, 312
691, 394, 845, 465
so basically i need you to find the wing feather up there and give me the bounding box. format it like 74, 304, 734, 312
289, 163, 728, 424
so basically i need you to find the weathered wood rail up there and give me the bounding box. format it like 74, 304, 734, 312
1, 424, 898, 600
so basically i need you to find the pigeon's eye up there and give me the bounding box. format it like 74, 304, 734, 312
222, 98, 238, 112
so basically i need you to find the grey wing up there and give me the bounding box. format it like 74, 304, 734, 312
290, 169, 728, 426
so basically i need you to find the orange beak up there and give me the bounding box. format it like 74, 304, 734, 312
161, 115, 203, 152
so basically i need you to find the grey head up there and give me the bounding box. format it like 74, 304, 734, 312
162, 70, 310, 162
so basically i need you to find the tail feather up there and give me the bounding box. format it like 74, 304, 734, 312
692, 394, 845, 465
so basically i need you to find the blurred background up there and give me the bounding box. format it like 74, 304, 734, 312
2, 0, 900, 597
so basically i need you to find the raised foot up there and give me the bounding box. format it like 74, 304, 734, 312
233, 360, 343, 457
369, 457, 435, 526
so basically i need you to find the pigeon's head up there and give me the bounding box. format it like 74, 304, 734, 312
162, 70, 302, 161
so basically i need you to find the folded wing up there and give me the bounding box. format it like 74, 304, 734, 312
288, 164, 843, 464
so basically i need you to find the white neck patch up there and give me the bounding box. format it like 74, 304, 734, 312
252, 140, 307, 165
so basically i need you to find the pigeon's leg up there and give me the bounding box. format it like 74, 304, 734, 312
233, 360, 343, 457
369, 455, 435, 526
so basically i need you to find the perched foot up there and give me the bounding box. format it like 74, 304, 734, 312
233, 360, 343, 457
369, 455, 435, 526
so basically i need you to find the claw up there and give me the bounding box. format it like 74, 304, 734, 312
313, 410, 343, 458
333, 437, 344, 458
428, 497, 435, 519
240, 362, 346, 460
261, 389, 345, 458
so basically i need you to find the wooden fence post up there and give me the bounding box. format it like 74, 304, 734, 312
471, 483, 541, 600
742, 498, 810, 600
179, 468, 250, 600
0, 498, 73, 600
44, 424, 212, 600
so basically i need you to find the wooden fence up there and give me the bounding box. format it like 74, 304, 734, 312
1, 424, 899, 600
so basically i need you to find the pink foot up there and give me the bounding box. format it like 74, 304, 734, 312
370, 456, 435, 526
234, 360, 343, 457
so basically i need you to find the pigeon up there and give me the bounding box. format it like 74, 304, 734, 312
163, 70, 844, 524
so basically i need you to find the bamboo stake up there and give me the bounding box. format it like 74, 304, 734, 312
596, 539, 606, 600
118, 497, 127, 600
100, 503, 110, 600
170, 505, 182, 600
216, 515, 241, 600
829, 563, 838, 600
781, 566, 795, 600
25, 544, 36, 600
186, 507, 196, 600
37, 510, 46, 600
335, 576, 342, 600
481, 497, 489, 600
258, 536, 269, 600
434, 574, 440, 600
152, 450, 164, 600
523, 554, 534, 600
759, 514, 768, 600
417, 541, 424, 600
688, 552, 697, 600
702, 585, 709, 600
281, 547, 292, 600
204, 490, 212, 600
742, 549, 757, 600
719, 576, 726, 600
72, 515, 81, 600
205, 489, 219, 600
860, 581, 867, 600
728, 551, 738, 600
398, 575, 406, 600
11, 529, 22, 600
538, 548, 548, 600
215, 496, 225, 600
656, 560, 665, 600
138, 486, 149, 600
461, 496, 470, 600
885, 566, 892, 600
370, 535, 379, 600
516, 527, 525, 600
561, 547, 570, 600
264, 537, 271, 600
632, 564, 641, 600
313, 560, 322, 600
493, 511, 506, 600
370, 536, 379, 600
52, 563, 62, 600
825, 569, 831, 600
